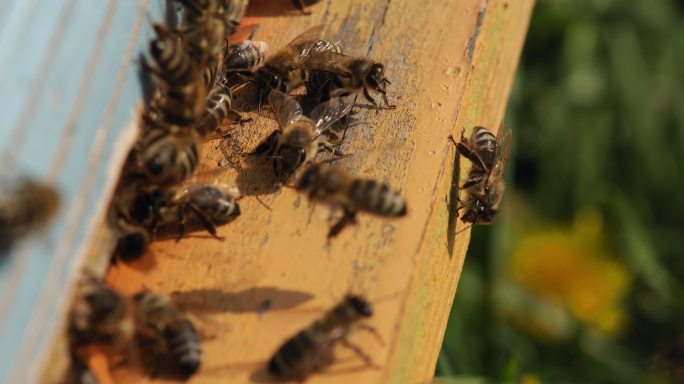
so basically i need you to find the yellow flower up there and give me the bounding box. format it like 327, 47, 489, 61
508, 209, 631, 336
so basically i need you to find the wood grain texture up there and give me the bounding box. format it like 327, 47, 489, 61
41, 0, 533, 383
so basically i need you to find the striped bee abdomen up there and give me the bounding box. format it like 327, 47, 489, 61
164, 319, 202, 377
349, 180, 407, 217
473, 126, 497, 169
268, 329, 328, 380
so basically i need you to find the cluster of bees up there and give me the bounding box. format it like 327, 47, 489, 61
0, 0, 512, 381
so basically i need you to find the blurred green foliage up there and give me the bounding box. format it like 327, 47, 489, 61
439, 0, 684, 382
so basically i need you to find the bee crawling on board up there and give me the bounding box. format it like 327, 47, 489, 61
301, 50, 396, 109
267, 295, 383, 382
133, 291, 203, 378
113, 182, 241, 261
67, 272, 137, 378
253, 89, 354, 183
246, 25, 341, 109
295, 164, 407, 238
0, 176, 59, 252
449, 124, 512, 225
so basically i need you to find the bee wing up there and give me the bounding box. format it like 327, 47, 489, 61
310, 96, 354, 133
287, 24, 325, 51
297, 51, 351, 76
493, 127, 512, 179
268, 89, 303, 129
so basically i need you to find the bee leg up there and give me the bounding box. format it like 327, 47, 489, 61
187, 203, 225, 241
455, 141, 487, 170
176, 204, 188, 242
357, 323, 385, 346
362, 88, 381, 109
328, 210, 357, 238
339, 339, 380, 369
380, 90, 396, 109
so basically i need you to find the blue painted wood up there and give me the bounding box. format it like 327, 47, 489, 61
0, 0, 165, 381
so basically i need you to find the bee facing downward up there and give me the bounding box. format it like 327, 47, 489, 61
267, 295, 382, 381
257, 90, 353, 182
296, 164, 407, 237
450, 125, 512, 224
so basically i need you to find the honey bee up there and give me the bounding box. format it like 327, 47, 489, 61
128, 183, 240, 238
302, 52, 395, 108
258, 89, 353, 181
449, 125, 512, 224
267, 295, 381, 381
67, 273, 134, 354
295, 164, 407, 237
133, 292, 202, 377
176, 0, 248, 67
113, 219, 151, 262
291, 0, 323, 14
144, 23, 207, 127
250, 25, 340, 108
134, 124, 201, 186
0, 178, 59, 250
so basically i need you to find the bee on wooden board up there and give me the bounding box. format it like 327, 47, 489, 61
255, 89, 353, 182
133, 292, 202, 378
302, 51, 396, 109
267, 295, 382, 382
114, 183, 241, 261
175, 0, 249, 66
248, 25, 340, 109
195, 40, 270, 140
143, 23, 207, 128
0, 177, 59, 251
295, 164, 407, 238
67, 273, 135, 355
449, 125, 512, 224
134, 121, 202, 186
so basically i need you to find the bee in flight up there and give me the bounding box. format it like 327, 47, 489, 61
295, 164, 407, 238
449, 124, 512, 224
247, 25, 340, 109
133, 292, 202, 378
302, 51, 395, 109
0, 177, 59, 251
267, 295, 382, 382
255, 89, 353, 182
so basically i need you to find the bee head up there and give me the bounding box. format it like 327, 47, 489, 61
366, 63, 388, 91
296, 165, 321, 191
347, 295, 373, 317
115, 230, 149, 262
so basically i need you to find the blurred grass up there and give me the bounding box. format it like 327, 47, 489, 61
438, 0, 684, 382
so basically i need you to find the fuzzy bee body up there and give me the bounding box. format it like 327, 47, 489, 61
264, 90, 353, 181
301, 53, 395, 108
297, 164, 407, 218
268, 295, 375, 381
135, 126, 201, 186
68, 274, 134, 352
0, 178, 59, 250
452, 125, 512, 224
133, 292, 202, 377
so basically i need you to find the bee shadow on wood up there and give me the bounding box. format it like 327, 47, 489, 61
170, 286, 315, 314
